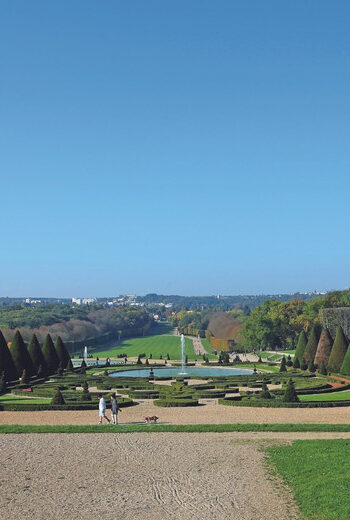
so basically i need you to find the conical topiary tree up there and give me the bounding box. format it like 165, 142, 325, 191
259, 382, 272, 399
282, 378, 299, 403
303, 326, 320, 365
0, 330, 17, 382
10, 330, 35, 378
293, 356, 300, 369
0, 371, 7, 394
294, 331, 308, 365
51, 388, 65, 405
279, 356, 287, 372
81, 380, 91, 401
54, 336, 71, 368
327, 326, 348, 373
308, 360, 316, 373
41, 334, 60, 375
27, 334, 47, 376
340, 344, 350, 376
66, 359, 74, 372
314, 328, 333, 368
319, 361, 328, 376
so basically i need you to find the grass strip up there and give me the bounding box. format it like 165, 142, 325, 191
266, 439, 350, 520
1, 423, 350, 434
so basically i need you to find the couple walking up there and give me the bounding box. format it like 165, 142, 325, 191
98, 393, 121, 424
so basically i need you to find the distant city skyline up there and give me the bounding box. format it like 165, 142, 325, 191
2, 2, 350, 296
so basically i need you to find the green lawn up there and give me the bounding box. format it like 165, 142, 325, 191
2, 424, 350, 434
300, 390, 350, 402
0, 394, 51, 405
201, 338, 214, 354
239, 363, 280, 373
259, 350, 295, 358
94, 334, 197, 360
267, 439, 350, 520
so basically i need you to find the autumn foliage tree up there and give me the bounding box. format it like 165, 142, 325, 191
314, 328, 333, 368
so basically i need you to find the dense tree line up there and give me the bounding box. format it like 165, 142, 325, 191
169, 310, 210, 335
240, 289, 350, 351
138, 292, 318, 311
0, 306, 153, 343
0, 330, 71, 383
292, 324, 350, 376
0, 303, 94, 329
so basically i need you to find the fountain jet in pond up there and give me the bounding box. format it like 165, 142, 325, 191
83, 346, 88, 365
179, 334, 187, 375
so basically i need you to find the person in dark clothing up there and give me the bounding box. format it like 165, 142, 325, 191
110, 393, 121, 424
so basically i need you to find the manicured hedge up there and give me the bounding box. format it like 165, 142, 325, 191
0, 397, 134, 411
189, 384, 216, 390
154, 398, 199, 407
296, 383, 350, 395
218, 398, 350, 408
196, 391, 226, 398
127, 391, 160, 399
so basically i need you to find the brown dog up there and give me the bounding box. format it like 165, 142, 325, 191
144, 415, 159, 424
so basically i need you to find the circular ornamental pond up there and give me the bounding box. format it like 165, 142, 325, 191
110, 366, 254, 378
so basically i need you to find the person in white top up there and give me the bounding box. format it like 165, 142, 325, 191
97, 393, 110, 424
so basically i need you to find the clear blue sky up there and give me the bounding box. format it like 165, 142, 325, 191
1, 1, 350, 297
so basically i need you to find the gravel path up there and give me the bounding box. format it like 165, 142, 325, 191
2, 402, 350, 425
191, 336, 207, 355
0, 432, 303, 520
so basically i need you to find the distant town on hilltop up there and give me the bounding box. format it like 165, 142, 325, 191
0, 291, 327, 311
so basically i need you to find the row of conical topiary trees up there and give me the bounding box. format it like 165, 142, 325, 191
0, 330, 71, 382
293, 324, 350, 375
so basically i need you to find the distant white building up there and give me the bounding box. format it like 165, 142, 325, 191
24, 298, 42, 305
72, 297, 97, 306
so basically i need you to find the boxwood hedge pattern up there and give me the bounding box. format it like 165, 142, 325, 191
2, 366, 350, 410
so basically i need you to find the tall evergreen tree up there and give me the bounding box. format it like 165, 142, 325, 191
54, 336, 71, 367
27, 334, 47, 376
314, 328, 333, 368
0, 330, 17, 382
340, 344, 350, 376
303, 325, 320, 365
294, 331, 308, 365
42, 334, 60, 374
10, 330, 35, 378
327, 326, 348, 373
